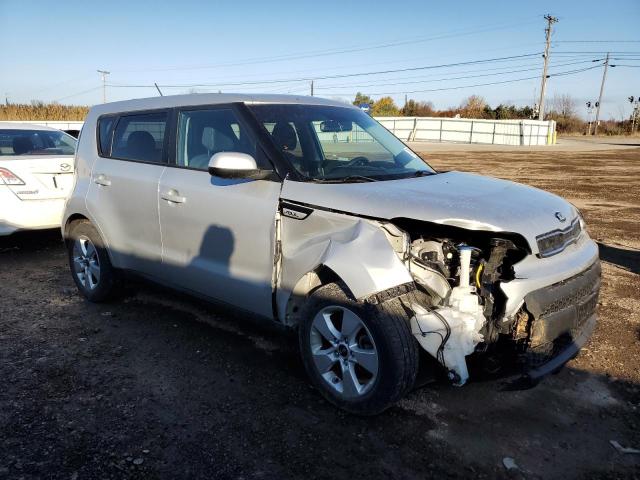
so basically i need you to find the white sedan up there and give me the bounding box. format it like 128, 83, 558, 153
0, 122, 76, 236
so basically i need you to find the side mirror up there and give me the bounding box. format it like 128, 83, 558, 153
208, 152, 274, 180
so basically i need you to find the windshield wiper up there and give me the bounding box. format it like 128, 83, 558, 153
312, 175, 378, 183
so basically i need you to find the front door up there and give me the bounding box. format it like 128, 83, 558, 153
158, 105, 280, 318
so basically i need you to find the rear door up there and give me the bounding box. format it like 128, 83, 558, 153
85, 111, 169, 275
157, 104, 281, 317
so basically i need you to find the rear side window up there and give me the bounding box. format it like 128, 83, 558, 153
97, 116, 115, 156
111, 112, 168, 163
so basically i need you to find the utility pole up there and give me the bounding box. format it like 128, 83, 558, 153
97, 70, 110, 103
593, 53, 609, 135
310, 80, 314, 96
537, 14, 558, 121
630, 96, 639, 134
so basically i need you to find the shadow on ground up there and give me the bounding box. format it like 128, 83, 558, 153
598, 242, 640, 275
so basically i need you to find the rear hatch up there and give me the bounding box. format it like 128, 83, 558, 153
0, 155, 75, 200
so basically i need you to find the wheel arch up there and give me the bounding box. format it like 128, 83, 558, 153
281, 264, 350, 327
63, 213, 116, 266
63, 213, 89, 242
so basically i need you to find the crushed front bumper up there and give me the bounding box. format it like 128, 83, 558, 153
513, 259, 601, 385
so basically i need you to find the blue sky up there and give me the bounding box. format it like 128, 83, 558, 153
1, 0, 638, 119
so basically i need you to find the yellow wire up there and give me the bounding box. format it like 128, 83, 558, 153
475, 263, 484, 288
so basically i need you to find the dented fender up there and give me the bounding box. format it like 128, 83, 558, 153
275, 201, 412, 323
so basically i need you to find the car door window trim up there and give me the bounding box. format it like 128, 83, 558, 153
96, 108, 170, 165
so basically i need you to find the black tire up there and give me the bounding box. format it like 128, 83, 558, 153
298, 283, 419, 415
67, 220, 119, 302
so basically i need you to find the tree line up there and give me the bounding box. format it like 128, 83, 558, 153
352, 92, 636, 135
0, 96, 634, 136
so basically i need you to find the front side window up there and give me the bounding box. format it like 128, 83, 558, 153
0, 129, 76, 156
176, 107, 263, 171
249, 104, 435, 181
111, 112, 167, 163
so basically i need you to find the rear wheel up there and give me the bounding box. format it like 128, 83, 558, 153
298, 283, 419, 415
67, 221, 119, 302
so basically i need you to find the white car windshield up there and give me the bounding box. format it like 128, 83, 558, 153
248, 104, 435, 182
0, 129, 77, 156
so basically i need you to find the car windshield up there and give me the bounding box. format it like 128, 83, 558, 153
248, 104, 435, 182
0, 129, 77, 156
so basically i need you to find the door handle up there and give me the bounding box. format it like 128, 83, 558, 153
94, 174, 111, 187
161, 189, 186, 204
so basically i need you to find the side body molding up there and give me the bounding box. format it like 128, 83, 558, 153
275, 200, 412, 324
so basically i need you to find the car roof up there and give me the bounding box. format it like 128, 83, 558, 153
0, 122, 63, 132
89, 93, 357, 116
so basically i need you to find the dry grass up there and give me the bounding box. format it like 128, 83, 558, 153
0, 103, 89, 121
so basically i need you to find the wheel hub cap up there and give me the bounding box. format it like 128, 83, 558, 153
72, 236, 101, 291
309, 306, 379, 399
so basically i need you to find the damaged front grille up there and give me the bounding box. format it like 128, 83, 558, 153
520, 260, 601, 368
536, 217, 582, 258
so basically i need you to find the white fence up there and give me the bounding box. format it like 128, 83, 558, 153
375, 116, 556, 146
6, 117, 557, 146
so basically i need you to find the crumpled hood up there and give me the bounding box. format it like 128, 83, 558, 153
281, 171, 577, 255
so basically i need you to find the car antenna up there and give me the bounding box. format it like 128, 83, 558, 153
154, 83, 164, 96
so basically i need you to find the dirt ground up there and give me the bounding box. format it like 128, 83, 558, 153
1, 146, 639, 479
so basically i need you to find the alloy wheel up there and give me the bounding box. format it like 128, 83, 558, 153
72, 235, 101, 290
309, 306, 379, 399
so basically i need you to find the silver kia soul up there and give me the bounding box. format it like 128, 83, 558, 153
63, 94, 600, 414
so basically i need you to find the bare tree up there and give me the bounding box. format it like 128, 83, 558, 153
460, 95, 487, 118
551, 94, 577, 118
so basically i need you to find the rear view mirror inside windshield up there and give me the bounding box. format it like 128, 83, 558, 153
320, 120, 353, 132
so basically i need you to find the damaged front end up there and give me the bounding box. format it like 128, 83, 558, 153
382, 219, 600, 387
277, 197, 600, 388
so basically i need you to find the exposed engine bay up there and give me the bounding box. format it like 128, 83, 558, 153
380, 220, 596, 386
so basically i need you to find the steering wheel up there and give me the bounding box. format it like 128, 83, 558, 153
337, 156, 370, 169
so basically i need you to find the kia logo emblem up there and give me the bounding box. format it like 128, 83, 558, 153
60, 163, 71, 171
555, 211, 566, 222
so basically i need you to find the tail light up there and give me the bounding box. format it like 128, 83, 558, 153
0, 168, 25, 185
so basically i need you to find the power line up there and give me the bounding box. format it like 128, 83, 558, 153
116, 18, 540, 73
314, 58, 599, 90
53, 86, 102, 102
108, 55, 550, 89
551, 51, 640, 54
319, 64, 602, 96
553, 40, 640, 43
107, 52, 544, 89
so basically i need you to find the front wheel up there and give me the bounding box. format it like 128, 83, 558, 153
298, 283, 419, 415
